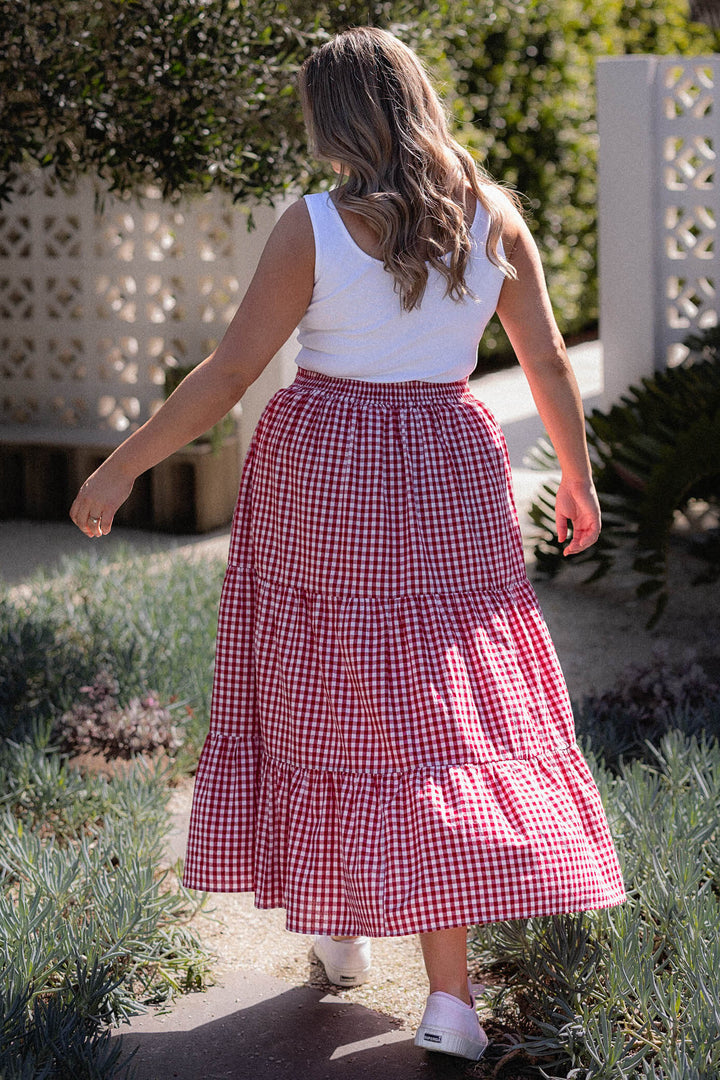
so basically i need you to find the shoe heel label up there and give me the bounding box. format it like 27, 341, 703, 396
423, 1033, 442, 1044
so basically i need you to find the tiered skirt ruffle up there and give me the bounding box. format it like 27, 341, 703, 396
182, 369, 625, 935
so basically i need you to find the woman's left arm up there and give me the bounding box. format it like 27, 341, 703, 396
70, 199, 314, 537
495, 205, 600, 556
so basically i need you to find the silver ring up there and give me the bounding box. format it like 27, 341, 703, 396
89, 516, 100, 524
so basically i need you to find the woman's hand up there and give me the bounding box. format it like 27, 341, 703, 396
555, 477, 601, 556
69, 459, 136, 538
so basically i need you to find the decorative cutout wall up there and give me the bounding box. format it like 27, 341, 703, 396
0, 173, 284, 445
597, 55, 719, 405
660, 59, 716, 367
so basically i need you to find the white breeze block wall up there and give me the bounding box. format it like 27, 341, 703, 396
597, 55, 718, 407
0, 172, 297, 460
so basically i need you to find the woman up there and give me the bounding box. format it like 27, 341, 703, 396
71, 27, 624, 1062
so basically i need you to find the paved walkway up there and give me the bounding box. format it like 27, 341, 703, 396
109, 969, 468, 1080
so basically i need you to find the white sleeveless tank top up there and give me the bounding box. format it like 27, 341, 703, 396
294, 191, 506, 383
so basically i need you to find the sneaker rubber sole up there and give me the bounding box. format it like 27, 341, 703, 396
413, 1022, 488, 1060
312, 936, 372, 987
414, 989, 489, 1061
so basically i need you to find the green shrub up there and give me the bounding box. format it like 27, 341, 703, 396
0, 0, 462, 207
445, 0, 719, 356
0, 548, 223, 769
0, 0, 311, 205
470, 730, 720, 1078
527, 334, 720, 625
2, 0, 716, 357
0, 597, 96, 743
0, 738, 210, 1078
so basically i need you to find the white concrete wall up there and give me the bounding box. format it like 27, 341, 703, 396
0, 173, 297, 462
596, 55, 719, 407
596, 57, 658, 406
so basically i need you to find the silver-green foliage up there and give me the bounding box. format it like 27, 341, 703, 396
0, 740, 210, 1078
0, 547, 223, 764
470, 731, 720, 1078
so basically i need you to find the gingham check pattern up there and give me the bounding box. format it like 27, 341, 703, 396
182, 369, 625, 935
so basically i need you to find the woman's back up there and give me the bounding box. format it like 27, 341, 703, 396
295, 190, 506, 383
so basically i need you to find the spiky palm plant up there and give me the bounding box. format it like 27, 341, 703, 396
528, 328, 720, 626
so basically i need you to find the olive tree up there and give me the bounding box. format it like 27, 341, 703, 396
0, 0, 470, 205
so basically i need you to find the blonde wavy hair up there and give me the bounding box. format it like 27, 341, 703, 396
298, 27, 519, 311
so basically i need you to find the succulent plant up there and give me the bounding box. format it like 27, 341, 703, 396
528, 328, 720, 627
574, 646, 720, 771
57, 671, 182, 760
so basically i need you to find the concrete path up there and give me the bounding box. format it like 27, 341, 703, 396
109, 970, 468, 1080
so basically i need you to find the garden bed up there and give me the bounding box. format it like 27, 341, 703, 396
2, 545, 720, 1078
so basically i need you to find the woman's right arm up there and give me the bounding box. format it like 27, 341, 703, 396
70, 198, 314, 537
494, 202, 600, 556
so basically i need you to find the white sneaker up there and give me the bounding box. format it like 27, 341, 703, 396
312, 935, 372, 987
414, 989, 489, 1060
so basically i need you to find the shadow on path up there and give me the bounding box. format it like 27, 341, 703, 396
110, 968, 472, 1080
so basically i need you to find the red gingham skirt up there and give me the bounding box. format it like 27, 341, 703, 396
182, 368, 625, 935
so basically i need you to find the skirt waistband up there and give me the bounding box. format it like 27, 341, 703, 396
293, 367, 470, 406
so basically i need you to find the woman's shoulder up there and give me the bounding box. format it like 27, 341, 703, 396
256, 197, 315, 287
479, 182, 525, 258
271, 197, 315, 255
276, 195, 314, 229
